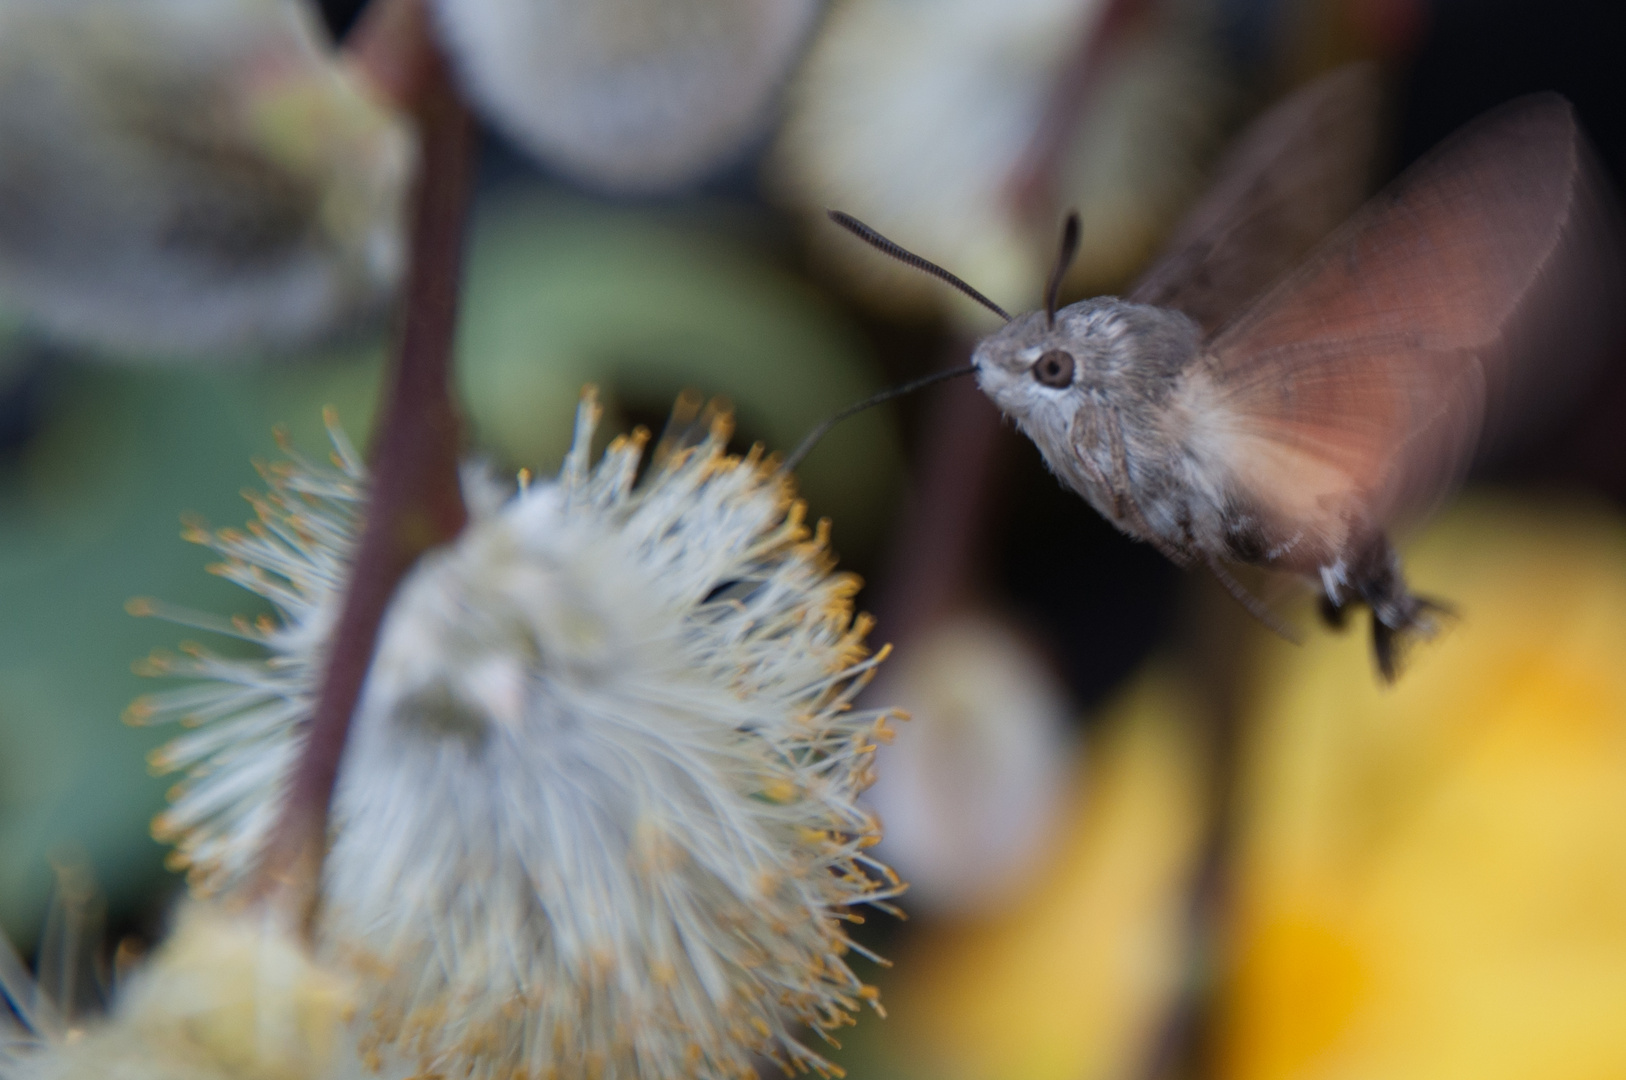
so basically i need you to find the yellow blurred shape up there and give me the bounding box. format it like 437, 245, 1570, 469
882, 667, 1208, 1080
1219, 494, 1626, 1080
15, 902, 354, 1080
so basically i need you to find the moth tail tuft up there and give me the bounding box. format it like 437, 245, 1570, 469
1318, 591, 1349, 630
1371, 594, 1455, 682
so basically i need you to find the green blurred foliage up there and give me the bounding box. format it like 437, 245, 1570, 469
457, 190, 902, 558
0, 353, 374, 945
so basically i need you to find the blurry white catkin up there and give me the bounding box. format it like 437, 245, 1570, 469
1, 903, 355, 1080
429, 0, 818, 192
863, 611, 1077, 916
131, 394, 903, 1079
0, 0, 413, 358
771, 0, 1231, 322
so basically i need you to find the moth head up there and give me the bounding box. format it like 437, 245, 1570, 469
972, 300, 1121, 426
973, 299, 1201, 428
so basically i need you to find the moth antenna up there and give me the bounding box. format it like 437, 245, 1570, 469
1045, 212, 1081, 329
827, 211, 1013, 322
782, 364, 978, 473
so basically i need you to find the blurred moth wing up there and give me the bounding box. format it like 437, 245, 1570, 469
1191, 93, 1622, 575
1128, 62, 1386, 334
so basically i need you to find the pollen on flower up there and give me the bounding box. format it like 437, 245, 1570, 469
135, 390, 906, 1080
129, 413, 365, 892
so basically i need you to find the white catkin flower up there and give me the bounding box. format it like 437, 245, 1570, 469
1, 902, 356, 1080
128, 412, 365, 886
0, 0, 413, 358
770, 0, 1231, 322
862, 610, 1078, 917
429, 0, 818, 193
130, 392, 904, 1080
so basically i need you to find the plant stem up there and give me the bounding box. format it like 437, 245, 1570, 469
1005, 0, 1150, 222
249, 0, 474, 926
867, 342, 1009, 644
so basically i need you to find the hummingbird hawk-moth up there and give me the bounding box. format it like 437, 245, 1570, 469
827, 68, 1623, 679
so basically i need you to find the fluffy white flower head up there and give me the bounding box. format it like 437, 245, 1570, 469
129, 417, 364, 888
133, 392, 903, 1079
771, 0, 1229, 321
431, 0, 817, 192
1, 902, 355, 1080
0, 0, 413, 357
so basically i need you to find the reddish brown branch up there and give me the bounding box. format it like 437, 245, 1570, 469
1004, 0, 1151, 223
343, 0, 444, 110
868, 345, 1009, 644
250, 0, 474, 924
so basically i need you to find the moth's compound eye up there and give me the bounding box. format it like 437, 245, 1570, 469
1032, 349, 1075, 388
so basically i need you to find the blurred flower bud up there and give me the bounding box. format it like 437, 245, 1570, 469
0, 0, 413, 359
878, 665, 1208, 1080
132, 394, 903, 1078
771, 0, 1231, 324
429, 0, 817, 192
865, 610, 1079, 916
2, 902, 354, 1080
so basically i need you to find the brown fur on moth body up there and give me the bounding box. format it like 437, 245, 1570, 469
838, 67, 1625, 680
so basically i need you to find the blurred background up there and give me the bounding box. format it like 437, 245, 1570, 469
3, 0, 1626, 1077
